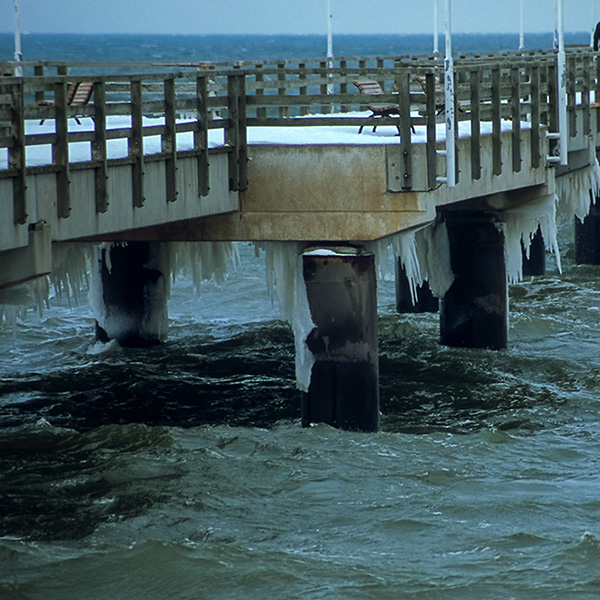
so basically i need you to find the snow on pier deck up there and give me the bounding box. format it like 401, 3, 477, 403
1, 49, 599, 287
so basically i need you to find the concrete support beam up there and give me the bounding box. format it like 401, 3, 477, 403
522, 225, 546, 277
575, 196, 600, 264
0, 224, 52, 290
440, 213, 508, 350
91, 242, 170, 346
301, 251, 379, 432
395, 260, 439, 313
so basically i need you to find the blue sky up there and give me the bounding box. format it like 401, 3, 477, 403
0, 0, 596, 35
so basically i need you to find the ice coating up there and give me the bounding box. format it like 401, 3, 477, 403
170, 241, 237, 294
555, 150, 600, 222
367, 224, 454, 303
501, 193, 561, 284
262, 242, 315, 392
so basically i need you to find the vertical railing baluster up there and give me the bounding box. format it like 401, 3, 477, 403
163, 76, 177, 203
511, 66, 522, 173
129, 78, 145, 208
530, 66, 541, 169
582, 55, 591, 135
568, 55, 577, 137
226, 71, 247, 191
299, 62, 308, 116
340, 60, 348, 113
92, 80, 108, 213
397, 69, 412, 190
54, 80, 71, 218
255, 63, 266, 119
278, 62, 288, 118
547, 63, 558, 158
470, 67, 481, 180
425, 72, 437, 189
9, 81, 26, 224
491, 67, 502, 176
196, 74, 210, 197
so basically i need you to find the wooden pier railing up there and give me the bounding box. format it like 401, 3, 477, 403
1, 47, 598, 227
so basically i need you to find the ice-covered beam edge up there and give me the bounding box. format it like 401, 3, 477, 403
555, 152, 600, 223
0, 240, 238, 334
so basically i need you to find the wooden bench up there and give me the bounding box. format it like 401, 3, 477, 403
38, 81, 94, 125
352, 80, 414, 134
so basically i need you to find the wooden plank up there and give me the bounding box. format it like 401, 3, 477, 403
34, 65, 45, 105
397, 70, 412, 190
195, 74, 210, 197
453, 70, 460, 185
547, 64, 558, 158
163, 76, 177, 203
425, 72, 437, 189
339, 60, 348, 113
129, 79, 145, 208
255, 64, 267, 119
299, 62, 308, 116
491, 67, 502, 176
530, 66, 541, 169
53, 80, 71, 219
510, 66, 521, 173
92, 80, 109, 213
226, 72, 247, 191
9, 82, 27, 224
582, 55, 591, 135
278, 62, 288, 118
568, 55, 577, 137
470, 68, 481, 180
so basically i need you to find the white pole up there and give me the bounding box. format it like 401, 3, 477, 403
433, 0, 439, 55
326, 0, 333, 59
13, 0, 23, 76
519, 0, 525, 51
442, 0, 456, 187
556, 0, 568, 165
591, 1, 595, 48
326, 0, 333, 94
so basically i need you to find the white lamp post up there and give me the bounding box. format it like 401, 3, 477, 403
433, 0, 439, 55
439, 0, 456, 187
13, 0, 23, 76
519, 0, 525, 51
556, 0, 568, 166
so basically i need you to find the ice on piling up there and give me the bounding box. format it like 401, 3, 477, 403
501, 193, 561, 284
262, 242, 315, 392
555, 151, 600, 222
367, 224, 454, 303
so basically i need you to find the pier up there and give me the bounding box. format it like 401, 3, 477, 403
2, 48, 600, 431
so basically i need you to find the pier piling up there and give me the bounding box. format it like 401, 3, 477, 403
301, 251, 379, 432
440, 214, 508, 350
91, 242, 170, 346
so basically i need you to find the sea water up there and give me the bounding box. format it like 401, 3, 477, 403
2, 33, 600, 600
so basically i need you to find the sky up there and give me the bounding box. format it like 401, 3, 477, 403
0, 0, 597, 36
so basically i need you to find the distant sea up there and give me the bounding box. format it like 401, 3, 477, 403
3, 32, 600, 600
0, 31, 593, 64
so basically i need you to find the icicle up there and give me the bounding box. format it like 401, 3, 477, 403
50, 243, 94, 305
416, 222, 455, 298
366, 224, 454, 302
170, 241, 236, 294
502, 193, 561, 284
555, 149, 600, 222
262, 242, 315, 392
367, 230, 421, 303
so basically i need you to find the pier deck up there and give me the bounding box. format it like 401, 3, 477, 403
1, 48, 599, 282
